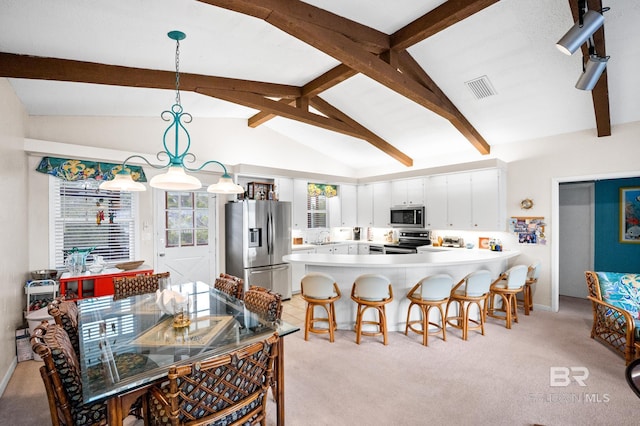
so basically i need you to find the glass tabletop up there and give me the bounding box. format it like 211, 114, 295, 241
77, 281, 298, 404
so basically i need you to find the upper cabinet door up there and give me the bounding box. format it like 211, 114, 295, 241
357, 184, 373, 227
292, 179, 308, 230
390, 178, 424, 206
471, 169, 505, 230
446, 173, 472, 229
340, 184, 357, 227
425, 175, 448, 229
372, 182, 391, 227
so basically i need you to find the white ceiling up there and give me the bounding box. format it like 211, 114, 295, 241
1, 0, 639, 176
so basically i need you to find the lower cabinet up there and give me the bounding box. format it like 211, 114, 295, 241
291, 248, 315, 294
59, 267, 154, 300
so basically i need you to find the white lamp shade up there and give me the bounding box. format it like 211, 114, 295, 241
207, 176, 245, 194
556, 10, 604, 55
575, 56, 608, 91
99, 173, 147, 191
149, 166, 202, 190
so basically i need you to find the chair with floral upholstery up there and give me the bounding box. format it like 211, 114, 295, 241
585, 271, 640, 365
147, 333, 279, 426
31, 322, 108, 426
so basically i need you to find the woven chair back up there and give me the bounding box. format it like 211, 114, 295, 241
113, 272, 170, 300
214, 273, 244, 299
301, 272, 336, 299
48, 297, 81, 359
463, 270, 492, 297
417, 274, 453, 300
244, 285, 282, 321
353, 274, 391, 301
149, 333, 278, 426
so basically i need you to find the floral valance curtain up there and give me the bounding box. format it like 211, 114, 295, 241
36, 156, 147, 182
308, 183, 337, 198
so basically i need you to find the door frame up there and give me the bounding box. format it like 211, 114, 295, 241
551, 170, 640, 311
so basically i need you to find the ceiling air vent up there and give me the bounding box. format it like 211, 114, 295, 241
465, 75, 497, 100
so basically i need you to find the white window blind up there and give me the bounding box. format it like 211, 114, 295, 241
307, 193, 328, 228
50, 177, 138, 268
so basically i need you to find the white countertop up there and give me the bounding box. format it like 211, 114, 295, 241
284, 248, 519, 268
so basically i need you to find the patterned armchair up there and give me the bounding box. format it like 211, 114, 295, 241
585, 271, 640, 365
31, 322, 108, 426
147, 333, 279, 426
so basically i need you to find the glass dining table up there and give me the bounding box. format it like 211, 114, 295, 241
77, 281, 299, 426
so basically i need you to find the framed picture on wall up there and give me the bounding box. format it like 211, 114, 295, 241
620, 186, 640, 243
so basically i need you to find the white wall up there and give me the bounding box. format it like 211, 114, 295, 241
0, 79, 29, 393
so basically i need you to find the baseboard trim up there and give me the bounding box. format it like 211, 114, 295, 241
0, 357, 18, 398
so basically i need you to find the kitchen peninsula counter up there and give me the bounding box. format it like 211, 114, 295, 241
283, 249, 520, 332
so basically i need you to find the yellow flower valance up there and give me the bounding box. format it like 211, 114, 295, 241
308, 183, 337, 198
36, 156, 147, 182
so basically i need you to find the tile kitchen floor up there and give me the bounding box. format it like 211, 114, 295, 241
281, 294, 305, 327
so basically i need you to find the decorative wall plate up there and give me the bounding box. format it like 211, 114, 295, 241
520, 198, 534, 209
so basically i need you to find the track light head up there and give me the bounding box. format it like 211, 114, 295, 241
575, 55, 608, 90
556, 10, 604, 55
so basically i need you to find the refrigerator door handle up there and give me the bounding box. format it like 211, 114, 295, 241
268, 210, 274, 254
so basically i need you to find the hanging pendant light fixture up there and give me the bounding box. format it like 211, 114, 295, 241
99, 30, 244, 194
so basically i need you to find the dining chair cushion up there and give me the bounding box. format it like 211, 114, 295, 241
301, 272, 337, 299
416, 274, 453, 301
353, 274, 391, 301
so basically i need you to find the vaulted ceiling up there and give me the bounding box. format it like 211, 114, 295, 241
1, 0, 638, 176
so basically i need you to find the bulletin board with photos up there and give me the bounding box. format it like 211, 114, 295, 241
510, 216, 546, 245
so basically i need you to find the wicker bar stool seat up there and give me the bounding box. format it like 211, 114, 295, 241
351, 274, 394, 345
301, 272, 341, 342
405, 274, 454, 346
487, 265, 528, 329
445, 270, 492, 340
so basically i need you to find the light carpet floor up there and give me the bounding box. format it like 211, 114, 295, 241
1, 295, 638, 425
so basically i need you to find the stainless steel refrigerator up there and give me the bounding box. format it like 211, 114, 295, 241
225, 200, 292, 300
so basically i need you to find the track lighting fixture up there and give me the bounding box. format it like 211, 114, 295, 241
575, 55, 609, 90
556, 9, 604, 55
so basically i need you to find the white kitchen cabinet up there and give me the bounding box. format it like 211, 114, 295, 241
357, 184, 373, 227
391, 178, 424, 206
446, 173, 472, 229
332, 244, 349, 254
425, 169, 505, 231
275, 178, 293, 202
425, 175, 448, 229
340, 184, 357, 227
357, 244, 370, 254
291, 248, 315, 294
372, 181, 391, 227
347, 244, 358, 254
292, 179, 308, 230
471, 169, 506, 230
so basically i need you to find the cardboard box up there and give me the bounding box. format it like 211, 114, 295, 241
15, 328, 33, 362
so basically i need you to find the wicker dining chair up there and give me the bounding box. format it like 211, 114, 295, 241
113, 271, 170, 300
147, 333, 279, 426
214, 273, 245, 300
31, 322, 108, 426
244, 285, 283, 322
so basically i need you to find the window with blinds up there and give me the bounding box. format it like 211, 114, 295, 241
50, 177, 137, 268
307, 192, 328, 228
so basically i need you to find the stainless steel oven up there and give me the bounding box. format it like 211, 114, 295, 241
369, 244, 384, 255
383, 229, 431, 254
390, 205, 425, 228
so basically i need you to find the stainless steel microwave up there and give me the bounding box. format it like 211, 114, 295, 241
390, 205, 425, 228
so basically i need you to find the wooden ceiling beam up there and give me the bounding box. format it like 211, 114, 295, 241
0, 52, 301, 98
196, 87, 372, 140
310, 96, 413, 166
568, 0, 611, 137
197, 0, 389, 54
391, 0, 500, 50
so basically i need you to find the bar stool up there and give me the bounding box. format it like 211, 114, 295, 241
520, 261, 541, 315
445, 270, 492, 340
405, 274, 454, 346
487, 265, 528, 329
351, 274, 394, 345
301, 272, 341, 342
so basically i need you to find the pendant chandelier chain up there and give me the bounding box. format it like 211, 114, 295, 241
174, 39, 181, 106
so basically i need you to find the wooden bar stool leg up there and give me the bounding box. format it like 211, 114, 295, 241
438, 304, 446, 342
326, 304, 335, 343
380, 305, 388, 345
304, 304, 312, 341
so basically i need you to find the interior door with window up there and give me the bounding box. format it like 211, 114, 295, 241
155, 190, 216, 285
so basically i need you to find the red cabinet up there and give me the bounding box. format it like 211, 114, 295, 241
59, 266, 153, 300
